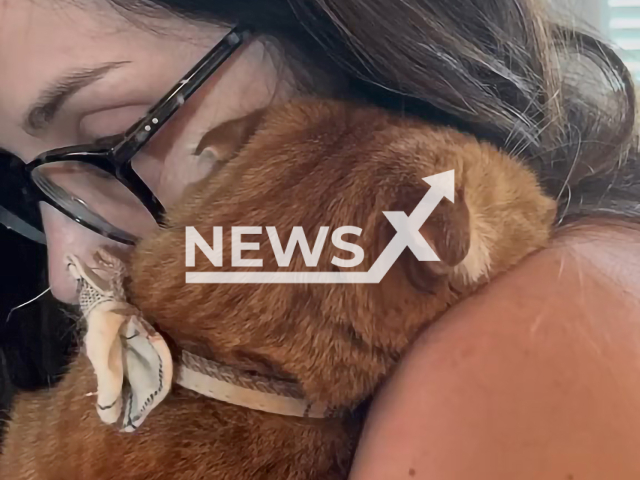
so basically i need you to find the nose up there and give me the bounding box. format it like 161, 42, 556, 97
40, 204, 133, 304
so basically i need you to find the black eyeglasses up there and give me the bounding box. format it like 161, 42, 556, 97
0, 26, 252, 246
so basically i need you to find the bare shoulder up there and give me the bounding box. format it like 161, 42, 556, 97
350, 224, 640, 480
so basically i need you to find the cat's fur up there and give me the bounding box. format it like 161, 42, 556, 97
0, 100, 556, 479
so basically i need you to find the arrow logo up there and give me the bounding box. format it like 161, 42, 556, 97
186, 170, 454, 284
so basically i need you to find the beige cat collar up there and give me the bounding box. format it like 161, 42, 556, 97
66, 251, 334, 432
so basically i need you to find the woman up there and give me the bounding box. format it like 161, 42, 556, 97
1, 0, 640, 478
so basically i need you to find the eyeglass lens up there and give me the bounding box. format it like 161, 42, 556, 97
31, 161, 157, 242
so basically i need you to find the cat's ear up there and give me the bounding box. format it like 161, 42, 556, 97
394, 187, 471, 290
194, 109, 266, 163
418, 188, 470, 275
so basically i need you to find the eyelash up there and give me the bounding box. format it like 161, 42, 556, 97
78, 125, 126, 145
93, 133, 125, 147
77, 105, 149, 145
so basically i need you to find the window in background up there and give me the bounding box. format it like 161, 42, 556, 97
607, 0, 640, 80
558, 0, 640, 81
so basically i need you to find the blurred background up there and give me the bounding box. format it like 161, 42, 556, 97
559, 0, 640, 81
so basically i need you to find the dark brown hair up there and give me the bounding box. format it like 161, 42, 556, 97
110, 0, 640, 226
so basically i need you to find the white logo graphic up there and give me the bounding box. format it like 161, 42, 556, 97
186, 170, 454, 284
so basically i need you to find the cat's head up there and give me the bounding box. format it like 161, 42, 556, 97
129, 100, 556, 407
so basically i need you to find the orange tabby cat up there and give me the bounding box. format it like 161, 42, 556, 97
0, 99, 556, 479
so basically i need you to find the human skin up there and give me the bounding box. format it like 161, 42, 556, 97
2, 2, 640, 477
0, 1, 294, 303
350, 227, 640, 479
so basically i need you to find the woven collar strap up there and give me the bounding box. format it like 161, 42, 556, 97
176, 350, 334, 419
66, 250, 335, 432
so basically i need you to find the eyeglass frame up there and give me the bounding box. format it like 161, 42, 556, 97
20, 25, 253, 246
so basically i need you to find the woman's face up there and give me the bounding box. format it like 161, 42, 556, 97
0, 2, 293, 303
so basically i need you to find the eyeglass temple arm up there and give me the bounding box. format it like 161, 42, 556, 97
0, 205, 47, 244
112, 26, 252, 163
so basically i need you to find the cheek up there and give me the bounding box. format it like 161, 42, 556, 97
41, 204, 132, 304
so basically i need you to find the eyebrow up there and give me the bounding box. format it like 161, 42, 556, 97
22, 61, 130, 136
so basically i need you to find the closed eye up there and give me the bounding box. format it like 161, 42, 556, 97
78, 105, 150, 144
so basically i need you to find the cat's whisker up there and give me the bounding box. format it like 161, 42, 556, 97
5, 286, 52, 324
